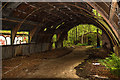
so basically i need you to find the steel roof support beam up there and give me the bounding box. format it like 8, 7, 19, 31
29, 26, 37, 42
109, 0, 117, 20
11, 24, 21, 45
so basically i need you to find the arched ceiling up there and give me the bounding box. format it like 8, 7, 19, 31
1, 2, 120, 46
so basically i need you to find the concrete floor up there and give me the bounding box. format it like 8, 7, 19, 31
2, 47, 89, 79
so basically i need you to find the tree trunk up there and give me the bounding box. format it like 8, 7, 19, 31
97, 29, 100, 47
81, 32, 84, 44
76, 27, 77, 43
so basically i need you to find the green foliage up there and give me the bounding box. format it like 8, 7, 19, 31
63, 24, 102, 47
52, 34, 57, 42
99, 53, 120, 77
52, 43, 55, 49
52, 34, 57, 49
76, 43, 88, 46
87, 33, 97, 45
92, 9, 101, 17
63, 40, 73, 47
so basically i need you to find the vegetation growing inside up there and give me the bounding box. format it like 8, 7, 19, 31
99, 53, 120, 77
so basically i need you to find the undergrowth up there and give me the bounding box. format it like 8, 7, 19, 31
99, 53, 120, 77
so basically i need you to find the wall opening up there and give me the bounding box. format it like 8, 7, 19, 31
52, 34, 57, 49
14, 31, 29, 45
0, 30, 29, 45
0, 30, 11, 45
63, 24, 102, 47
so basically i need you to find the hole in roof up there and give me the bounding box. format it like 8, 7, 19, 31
51, 26, 54, 28
44, 28, 47, 31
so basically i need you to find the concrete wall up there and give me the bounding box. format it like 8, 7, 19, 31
2, 46, 13, 59
1, 43, 51, 59
41, 43, 50, 52
102, 32, 111, 49
56, 41, 63, 48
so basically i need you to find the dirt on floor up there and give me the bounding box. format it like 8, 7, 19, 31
75, 47, 120, 80
2, 46, 89, 80
2, 46, 117, 80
